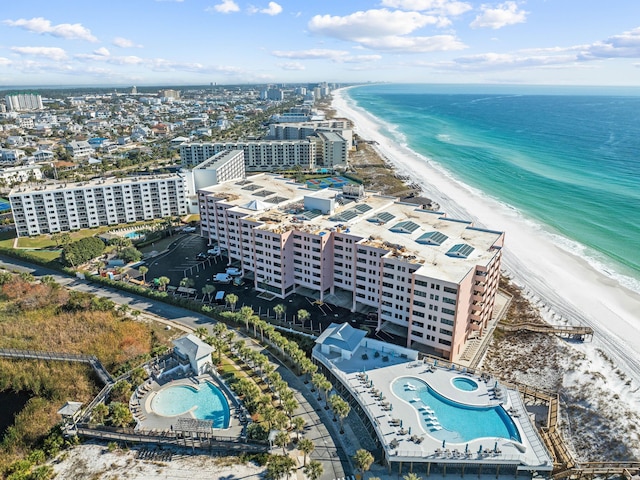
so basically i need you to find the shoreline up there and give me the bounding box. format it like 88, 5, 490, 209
331, 86, 640, 383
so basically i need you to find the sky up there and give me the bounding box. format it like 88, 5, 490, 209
2, 0, 640, 87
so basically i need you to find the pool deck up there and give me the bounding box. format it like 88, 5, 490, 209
130, 374, 246, 439
314, 344, 553, 471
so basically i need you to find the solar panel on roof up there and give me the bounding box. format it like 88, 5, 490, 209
341, 210, 358, 221
355, 204, 372, 213
446, 243, 475, 258
303, 210, 322, 220
390, 221, 420, 234
378, 212, 395, 223
416, 231, 448, 246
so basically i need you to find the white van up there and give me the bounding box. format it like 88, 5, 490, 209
225, 267, 241, 276
214, 273, 232, 284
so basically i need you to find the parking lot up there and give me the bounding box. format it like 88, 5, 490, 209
138, 233, 374, 335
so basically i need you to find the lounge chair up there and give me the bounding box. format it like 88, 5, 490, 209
431, 425, 442, 431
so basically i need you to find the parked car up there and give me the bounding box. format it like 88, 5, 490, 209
208, 246, 221, 256
215, 291, 226, 304
196, 252, 208, 261
214, 273, 232, 284
183, 226, 196, 233
225, 267, 242, 276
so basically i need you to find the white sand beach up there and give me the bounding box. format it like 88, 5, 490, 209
332, 87, 640, 385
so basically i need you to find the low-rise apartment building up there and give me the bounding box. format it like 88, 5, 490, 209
10, 174, 188, 236
198, 174, 504, 362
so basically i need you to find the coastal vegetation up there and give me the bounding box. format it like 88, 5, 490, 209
0, 272, 175, 476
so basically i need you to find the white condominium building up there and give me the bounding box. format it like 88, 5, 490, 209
198, 174, 504, 362
10, 175, 188, 237
5, 93, 43, 111
180, 140, 316, 172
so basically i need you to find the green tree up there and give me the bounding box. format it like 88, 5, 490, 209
403, 473, 422, 480
194, 327, 208, 339
274, 303, 285, 321
110, 402, 133, 427
297, 309, 310, 326
304, 460, 323, 480
119, 246, 142, 264
298, 437, 314, 466
138, 265, 148, 284
180, 277, 195, 288
292, 416, 306, 442
226, 293, 239, 311
353, 449, 374, 479
274, 430, 290, 455
91, 403, 109, 424
239, 305, 253, 331
202, 284, 215, 302
157, 276, 170, 291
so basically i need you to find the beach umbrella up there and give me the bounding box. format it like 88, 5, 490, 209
465, 444, 469, 453
390, 404, 393, 411
494, 441, 498, 452
409, 427, 412, 435
478, 445, 483, 454
400, 420, 403, 427
494, 380, 498, 389
442, 440, 446, 449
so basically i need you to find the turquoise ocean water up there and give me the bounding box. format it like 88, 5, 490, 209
346, 84, 640, 291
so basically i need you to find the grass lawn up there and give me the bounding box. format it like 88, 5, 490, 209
24, 249, 61, 262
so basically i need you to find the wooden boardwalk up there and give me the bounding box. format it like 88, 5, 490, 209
497, 322, 594, 341
0, 348, 114, 385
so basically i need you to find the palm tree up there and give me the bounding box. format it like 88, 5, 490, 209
320, 379, 332, 408
226, 293, 239, 311
274, 303, 285, 321
297, 309, 310, 327
283, 397, 298, 423
353, 449, 374, 480
138, 265, 148, 284
260, 404, 277, 430
304, 460, 323, 480
157, 276, 170, 291
194, 327, 208, 339
403, 473, 422, 480
335, 398, 351, 434
292, 416, 306, 442
298, 437, 314, 466
239, 305, 254, 332
274, 430, 290, 455
202, 284, 215, 302
180, 277, 195, 288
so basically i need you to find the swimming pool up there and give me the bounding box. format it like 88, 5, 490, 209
452, 377, 479, 391
151, 383, 230, 428
393, 377, 521, 443
124, 231, 144, 239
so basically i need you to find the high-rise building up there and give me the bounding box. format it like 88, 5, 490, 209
5, 93, 43, 111
198, 174, 504, 362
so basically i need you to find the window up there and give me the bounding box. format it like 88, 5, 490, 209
444, 286, 458, 294
442, 308, 455, 316
443, 297, 456, 305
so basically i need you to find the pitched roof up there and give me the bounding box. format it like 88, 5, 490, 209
315, 322, 366, 353
172, 334, 214, 360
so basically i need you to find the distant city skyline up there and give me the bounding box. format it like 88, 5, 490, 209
2, 0, 640, 87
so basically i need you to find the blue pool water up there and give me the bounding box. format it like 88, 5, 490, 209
452, 377, 479, 391
393, 377, 520, 443
124, 231, 144, 239
151, 383, 230, 428
0, 199, 10, 211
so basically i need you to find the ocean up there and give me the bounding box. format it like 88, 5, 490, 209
345, 84, 640, 293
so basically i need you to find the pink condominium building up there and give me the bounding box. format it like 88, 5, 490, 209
199, 174, 504, 362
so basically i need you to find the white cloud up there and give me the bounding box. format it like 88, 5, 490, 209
248, 2, 283, 15
112, 37, 143, 48
4, 17, 97, 42
207, 0, 240, 14
380, 0, 472, 16
579, 27, 640, 60
0, 57, 12, 66
470, 2, 528, 29
11, 46, 68, 61
272, 49, 350, 60
309, 9, 443, 39
358, 34, 465, 52
93, 47, 111, 57
277, 62, 305, 71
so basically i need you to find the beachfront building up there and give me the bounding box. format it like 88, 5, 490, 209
180, 140, 316, 172
9, 174, 188, 236
198, 174, 504, 361
313, 322, 553, 476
